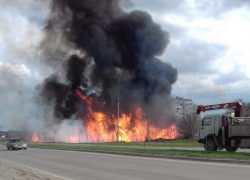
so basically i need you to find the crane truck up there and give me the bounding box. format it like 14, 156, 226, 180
196, 102, 250, 152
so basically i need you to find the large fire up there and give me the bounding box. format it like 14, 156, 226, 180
32, 91, 178, 143
35, 0, 179, 144
71, 89, 177, 143
32, 133, 44, 143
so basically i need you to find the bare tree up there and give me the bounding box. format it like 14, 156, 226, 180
235, 99, 250, 116
241, 102, 250, 116
177, 112, 200, 139
243, 102, 250, 116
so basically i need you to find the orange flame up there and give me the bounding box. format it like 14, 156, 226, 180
71, 89, 178, 143
32, 133, 44, 143
101, 101, 106, 105
75, 89, 93, 106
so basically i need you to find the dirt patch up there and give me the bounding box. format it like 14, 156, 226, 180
0, 159, 65, 180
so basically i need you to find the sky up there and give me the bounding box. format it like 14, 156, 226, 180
125, 0, 250, 105
0, 0, 250, 130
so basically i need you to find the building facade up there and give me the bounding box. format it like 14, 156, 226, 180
171, 97, 196, 118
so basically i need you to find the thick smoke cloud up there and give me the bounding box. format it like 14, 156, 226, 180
38, 0, 178, 126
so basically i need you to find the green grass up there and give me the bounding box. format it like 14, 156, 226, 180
27, 143, 250, 160
82, 140, 203, 147
0, 138, 7, 145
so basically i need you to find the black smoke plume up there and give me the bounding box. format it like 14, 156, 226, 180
37, 0, 178, 128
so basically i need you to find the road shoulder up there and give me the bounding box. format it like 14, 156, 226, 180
0, 158, 66, 180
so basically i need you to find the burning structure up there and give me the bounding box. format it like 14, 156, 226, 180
34, 0, 178, 143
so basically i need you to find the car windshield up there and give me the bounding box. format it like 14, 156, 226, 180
11, 139, 22, 142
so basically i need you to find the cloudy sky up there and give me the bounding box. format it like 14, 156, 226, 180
125, 0, 250, 105
0, 0, 250, 130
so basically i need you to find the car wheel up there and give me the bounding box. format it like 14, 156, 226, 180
24, 148, 27, 150
225, 146, 238, 152
7, 147, 10, 150
204, 138, 218, 151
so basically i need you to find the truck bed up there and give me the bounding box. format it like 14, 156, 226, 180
230, 125, 250, 136
229, 118, 250, 136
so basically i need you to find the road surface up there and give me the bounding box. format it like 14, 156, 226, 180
0, 145, 249, 180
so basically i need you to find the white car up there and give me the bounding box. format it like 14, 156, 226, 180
6, 138, 27, 150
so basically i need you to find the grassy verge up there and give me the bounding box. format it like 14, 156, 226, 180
0, 138, 7, 145
27, 143, 250, 160
82, 140, 203, 147
2, 139, 202, 147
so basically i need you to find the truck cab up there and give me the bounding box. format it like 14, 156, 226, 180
198, 113, 227, 151
199, 114, 222, 141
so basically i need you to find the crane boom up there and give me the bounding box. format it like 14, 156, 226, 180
196, 101, 243, 117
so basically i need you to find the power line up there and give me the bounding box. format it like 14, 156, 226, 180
172, 78, 250, 92
183, 86, 250, 97
0, 105, 16, 109
189, 91, 250, 99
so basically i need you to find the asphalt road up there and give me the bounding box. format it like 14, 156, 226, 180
0, 145, 250, 180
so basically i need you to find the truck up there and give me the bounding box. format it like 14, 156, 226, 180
196, 101, 250, 152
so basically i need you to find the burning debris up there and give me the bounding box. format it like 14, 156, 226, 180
36, 0, 178, 142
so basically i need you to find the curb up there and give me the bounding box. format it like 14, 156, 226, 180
29, 147, 250, 165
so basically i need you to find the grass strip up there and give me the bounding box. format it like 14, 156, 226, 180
82, 140, 203, 147
0, 138, 7, 145
28, 143, 250, 160
1, 139, 202, 147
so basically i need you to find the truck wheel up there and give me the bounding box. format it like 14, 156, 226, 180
225, 146, 238, 152
204, 138, 218, 151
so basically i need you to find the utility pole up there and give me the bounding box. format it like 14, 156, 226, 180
147, 116, 150, 142
68, 126, 70, 143
79, 129, 81, 143
112, 124, 115, 142
116, 95, 121, 142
